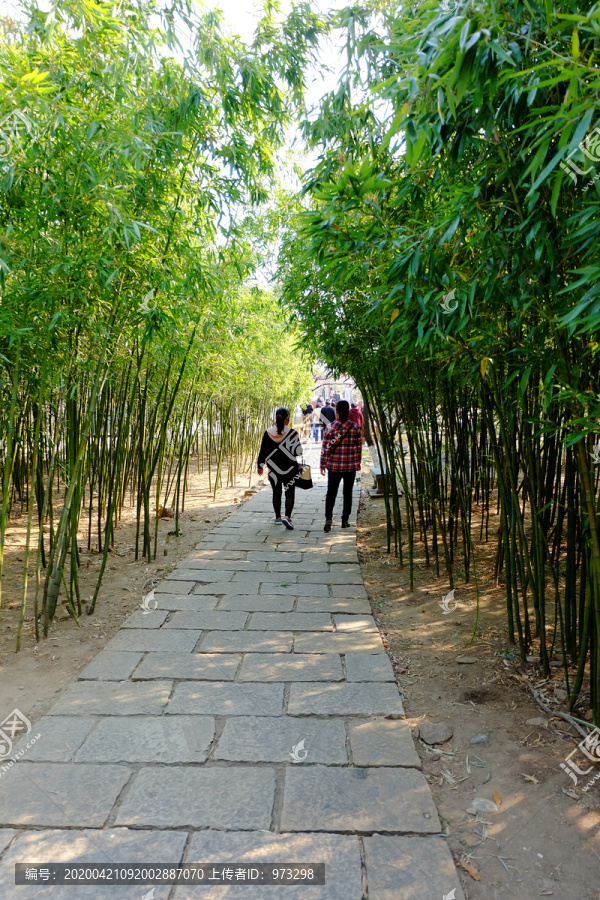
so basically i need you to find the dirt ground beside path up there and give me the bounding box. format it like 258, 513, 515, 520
357, 491, 600, 900
0, 462, 262, 728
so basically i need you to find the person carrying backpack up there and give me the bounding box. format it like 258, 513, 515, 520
320, 400, 362, 532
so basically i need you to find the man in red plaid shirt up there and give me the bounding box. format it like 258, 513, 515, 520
320, 400, 362, 532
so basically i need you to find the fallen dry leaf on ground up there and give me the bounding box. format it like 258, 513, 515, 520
460, 859, 482, 881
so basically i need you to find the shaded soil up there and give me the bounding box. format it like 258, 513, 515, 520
357, 488, 600, 900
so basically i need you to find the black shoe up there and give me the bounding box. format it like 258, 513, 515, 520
324, 520, 332, 533
282, 516, 294, 530
341, 521, 350, 528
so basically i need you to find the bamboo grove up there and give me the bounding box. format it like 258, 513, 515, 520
0, 0, 316, 644
280, 0, 600, 720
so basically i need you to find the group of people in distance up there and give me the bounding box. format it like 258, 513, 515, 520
302, 397, 364, 443
257, 400, 363, 532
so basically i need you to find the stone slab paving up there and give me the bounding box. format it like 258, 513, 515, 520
237, 653, 343, 682
79, 650, 144, 681
75, 716, 215, 763
214, 716, 347, 764
106, 629, 202, 653
166, 682, 285, 716
280, 766, 440, 833
163, 611, 249, 630
173, 832, 363, 899
155, 593, 219, 611
116, 767, 276, 829
0, 461, 462, 898
132, 652, 240, 681
0, 828, 186, 899
19, 716, 96, 761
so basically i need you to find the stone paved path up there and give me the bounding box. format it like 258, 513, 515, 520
0, 465, 464, 899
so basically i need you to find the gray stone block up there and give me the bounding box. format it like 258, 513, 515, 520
230, 572, 298, 584
121, 609, 169, 629
173, 831, 362, 900
215, 716, 347, 764
248, 613, 333, 632
196, 539, 228, 550
329, 564, 363, 576
216, 595, 294, 612
76, 715, 215, 763
199, 631, 293, 654
105, 629, 201, 653
193, 582, 259, 595
238, 653, 343, 682
267, 562, 329, 572
296, 598, 371, 614
288, 683, 404, 716
345, 654, 395, 682
281, 766, 440, 833
0, 828, 17, 856
156, 594, 219, 611
163, 611, 249, 630
185, 559, 267, 571
0, 828, 186, 899
167, 682, 284, 717
300, 549, 335, 561
333, 615, 378, 632
132, 652, 240, 681
155, 581, 196, 594
349, 719, 421, 767
300, 571, 363, 584
0, 763, 130, 827
166, 568, 234, 582
293, 633, 385, 654
331, 585, 368, 599
49, 681, 172, 716
213, 528, 271, 539
79, 651, 144, 681
192, 548, 245, 558
116, 767, 275, 829
327, 552, 360, 564
364, 835, 465, 899
260, 583, 329, 597
12, 716, 95, 761
225, 542, 269, 551
246, 551, 303, 562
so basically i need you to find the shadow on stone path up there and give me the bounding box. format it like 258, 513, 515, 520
0, 460, 464, 899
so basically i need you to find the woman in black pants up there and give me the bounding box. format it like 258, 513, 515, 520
257, 407, 302, 530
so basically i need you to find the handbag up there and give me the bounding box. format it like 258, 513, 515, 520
296, 460, 313, 490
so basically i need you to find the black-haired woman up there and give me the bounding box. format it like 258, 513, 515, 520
257, 407, 302, 530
